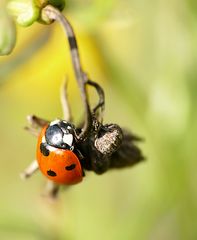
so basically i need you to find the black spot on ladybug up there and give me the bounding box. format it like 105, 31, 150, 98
40, 143, 50, 156
65, 164, 76, 171
47, 170, 57, 177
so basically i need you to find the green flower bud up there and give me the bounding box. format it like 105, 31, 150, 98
0, 8, 16, 55
7, 0, 65, 26
7, 0, 40, 27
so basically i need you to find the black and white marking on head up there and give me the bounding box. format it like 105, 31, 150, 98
46, 124, 63, 146
45, 120, 75, 150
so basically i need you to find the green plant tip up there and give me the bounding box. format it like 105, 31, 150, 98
0, 9, 16, 55
7, 0, 65, 26
7, 0, 40, 27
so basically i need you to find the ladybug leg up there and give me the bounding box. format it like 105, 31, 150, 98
20, 160, 39, 179
24, 126, 39, 137
43, 180, 60, 199
60, 78, 72, 122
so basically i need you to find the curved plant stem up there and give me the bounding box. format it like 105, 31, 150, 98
86, 79, 105, 121
42, 5, 92, 141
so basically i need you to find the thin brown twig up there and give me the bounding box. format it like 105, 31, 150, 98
27, 115, 49, 128
60, 77, 72, 122
20, 160, 39, 179
24, 126, 40, 137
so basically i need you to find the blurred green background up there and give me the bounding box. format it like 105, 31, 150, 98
0, 0, 197, 239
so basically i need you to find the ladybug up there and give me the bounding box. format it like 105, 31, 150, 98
36, 119, 83, 185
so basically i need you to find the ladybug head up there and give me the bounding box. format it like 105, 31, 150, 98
45, 120, 75, 150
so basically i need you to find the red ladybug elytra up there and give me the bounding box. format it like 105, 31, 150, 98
36, 120, 83, 184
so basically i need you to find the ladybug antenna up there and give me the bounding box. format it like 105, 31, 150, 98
43, 5, 92, 141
